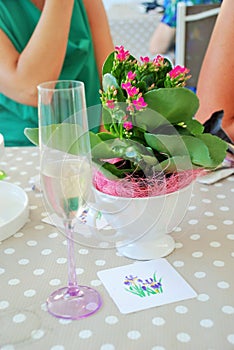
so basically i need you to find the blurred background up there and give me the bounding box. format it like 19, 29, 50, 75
102, 0, 169, 60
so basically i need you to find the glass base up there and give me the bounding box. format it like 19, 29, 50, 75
117, 234, 175, 260
47, 285, 102, 320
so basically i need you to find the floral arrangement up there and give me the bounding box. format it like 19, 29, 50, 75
24, 46, 228, 197
90, 46, 227, 196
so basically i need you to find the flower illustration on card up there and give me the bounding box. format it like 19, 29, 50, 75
124, 272, 163, 297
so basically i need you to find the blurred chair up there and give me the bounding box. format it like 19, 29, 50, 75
175, 2, 220, 88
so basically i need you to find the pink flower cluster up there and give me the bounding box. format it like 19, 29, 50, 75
115, 45, 130, 62
121, 81, 147, 111
101, 45, 191, 137
168, 66, 190, 83
105, 46, 150, 132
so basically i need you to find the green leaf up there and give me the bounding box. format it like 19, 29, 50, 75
196, 133, 228, 168
101, 108, 112, 131
102, 74, 126, 104
140, 72, 155, 89
144, 133, 190, 157
24, 127, 39, 145
144, 132, 227, 169
141, 153, 159, 166
25, 124, 90, 155
92, 160, 119, 179
153, 156, 195, 173
100, 161, 132, 178
176, 136, 215, 168
184, 119, 204, 135
96, 132, 117, 141
89, 133, 117, 159
134, 108, 167, 131
102, 73, 119, 91
181, 135, 227, 168
102, 52, 115, 75
144, 88, 199, 123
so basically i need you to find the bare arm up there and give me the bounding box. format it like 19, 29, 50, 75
84, 0, 114, 132
0, 0, 74, 106
149, 23, 176, 55
195, 0, 234, 141
83, 0, 114, 81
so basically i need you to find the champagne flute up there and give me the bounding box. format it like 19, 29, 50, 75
38, 80, 102, 319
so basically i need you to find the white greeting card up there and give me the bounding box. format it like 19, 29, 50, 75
97, 259, 197, 314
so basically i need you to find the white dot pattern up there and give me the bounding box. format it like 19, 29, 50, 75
0, 301, 9, 309
172, 260, 184, 267
176, 332, 191, 343
197, 294, 210, 302
222, 306, 234, 314
24, 289, 36, 297
152, 317, 166, 326
200, 319, 214, 328
194, 272, 206, 279
127, 330, 141, 340
105, 316, 119, 325
33, 269, 45, 276
217, 281, 230, 289
0, 116, 233, 349
31, 329, 45, 340
227, 334, 234, 345
18, 259, 30, 265
100, 345, 115, 350
79, 330, 92, 339
13, 313, 26, 323
175, 306, 188, 314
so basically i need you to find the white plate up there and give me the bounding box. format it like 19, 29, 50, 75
0, 181, 29, 241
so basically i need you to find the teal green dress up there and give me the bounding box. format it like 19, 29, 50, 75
0, 0, 100, 146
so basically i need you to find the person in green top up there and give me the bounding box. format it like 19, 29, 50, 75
0, 0, 114, 146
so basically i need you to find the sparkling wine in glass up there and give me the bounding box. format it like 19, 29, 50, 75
38, 80, 102, 319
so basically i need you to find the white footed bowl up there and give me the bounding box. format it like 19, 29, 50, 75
91, 182, 193, 260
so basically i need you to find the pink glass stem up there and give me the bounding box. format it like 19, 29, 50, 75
64, 220, 79, 296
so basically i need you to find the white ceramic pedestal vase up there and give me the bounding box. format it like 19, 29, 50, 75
90, 182, 193, 260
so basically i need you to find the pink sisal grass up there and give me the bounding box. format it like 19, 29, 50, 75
93, 169, 203, 198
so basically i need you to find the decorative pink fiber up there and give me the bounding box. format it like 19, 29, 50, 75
93, 169, 203, 198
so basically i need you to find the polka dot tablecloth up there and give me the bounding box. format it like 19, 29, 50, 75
0, 147, 234, 350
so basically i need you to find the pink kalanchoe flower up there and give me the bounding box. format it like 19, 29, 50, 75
153, 55, 164, 67
127, 86, 139, 97
115, 45, 125, 52
169, 65, 190, 79
140, 56, 150, 63
132, 97, 148, 110
115, 45, 130, 62
106, 99, 115, 109
123, 121, 133, 131
122, 82, 131, 90
127, 104, 135, 113
127, 71, 136, 80
122, 82, 138, 97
